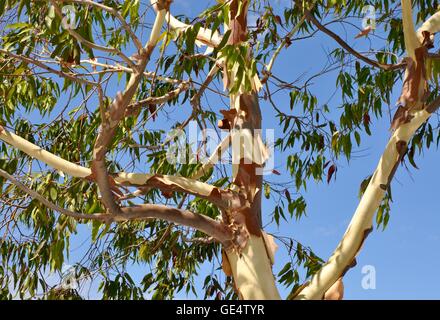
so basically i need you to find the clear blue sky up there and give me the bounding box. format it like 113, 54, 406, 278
39, 0, 440, 299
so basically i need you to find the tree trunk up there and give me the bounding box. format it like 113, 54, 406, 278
227, 235, 281, 299
223, 92, 281, 299
219, 0, 281, 300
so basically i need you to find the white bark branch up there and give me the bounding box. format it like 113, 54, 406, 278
0, 168, 233, 243
295, 97, 440, 300
0, 126, 91, 178
402, 0, 421, 60
417, 10, 440, 41
150, 0, 222, 47
0, 126, 235, 208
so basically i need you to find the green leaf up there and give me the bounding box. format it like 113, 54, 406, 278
49, 186, 58, 202
264, 183, 271, 199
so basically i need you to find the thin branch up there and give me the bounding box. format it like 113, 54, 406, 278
264, 2, 315, 79
67, 0, 143, 51
0, 49, 97, 85
125, 81, 190, 116
190, 63, 221, 111
304, 9, 406, 71
0, 168, 101, 221
119, 205, 232, 243
81, 59, 185, 84
191, 133, 231, 180
49, 0, 136, 68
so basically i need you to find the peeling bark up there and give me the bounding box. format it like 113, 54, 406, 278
295, 100, 440, 300
417, 10, 440, 41
220, 0, 281, 300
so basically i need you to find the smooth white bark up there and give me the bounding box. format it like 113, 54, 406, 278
0, 127, 91, 178
295, 109, 431, 300
226, 235, 281, 300
417, 10, 440, 41
0, 127, 222, 198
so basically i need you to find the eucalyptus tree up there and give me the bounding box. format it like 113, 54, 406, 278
1, 0, 440, 300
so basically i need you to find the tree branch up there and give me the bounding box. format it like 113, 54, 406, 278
304, 9, 406, 71
0, 125, 91, 178
0, 168, 233, 243
0, 168, 101, 220
113, 172, 242, 209
125, 81, 190, 116
49, 0, 136, 68
92, 5, 167, 215
119, 204, 232, 243
81, 59, 185, 84
190, 133, 231, 180
295, 104, 439, 299
67, 0, 144, 51
0, 126, 239, 209
264, 2, 316, 80
294, 1, 440, 295
0, 48, 97, 86
149, 0, 222, 48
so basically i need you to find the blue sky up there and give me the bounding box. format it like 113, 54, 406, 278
22, 0, 440, 299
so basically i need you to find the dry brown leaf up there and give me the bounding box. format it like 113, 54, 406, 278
220, 109, 238, 122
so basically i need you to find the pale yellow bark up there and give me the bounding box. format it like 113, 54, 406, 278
402, 0, 421, 60
226, 235, 281, 300
114, 172, 219, 197
0, 127, 91, 178
295, 109, 431, 300
149, 0, 221, 47
417, 10, 440, 41
295, 0, 433, 300
0, 127, 221, 197
190, 134, 231, 180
